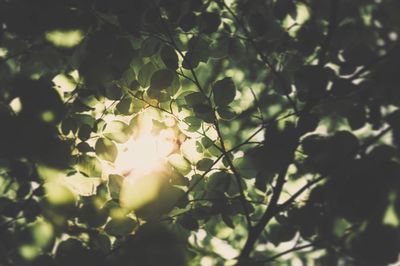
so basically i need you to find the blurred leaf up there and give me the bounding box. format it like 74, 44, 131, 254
77, 155, 102, 177
138, 62, 156, 88
105, 217, 137, 237
212, 77, 236, 106
95, 138, 118, 162
217, 106, 236, 120
104, 120, 132, 143
196, 158, 214, 171
109, 174, 123, 200
198, 12, 221, 34
168, 154, 191, 175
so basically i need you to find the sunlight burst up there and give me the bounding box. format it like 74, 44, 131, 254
114, 120, 178, 210
115, 128, 176, 178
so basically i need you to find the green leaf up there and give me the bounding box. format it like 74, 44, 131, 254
168, 154, 192, 175
55, 238, 86, 264
78, 200, 108, 227
140, 37, 161, 57
183, 116, 201, 132
138, 62, 156, 88
189, 174, 205, 192
61, 118, 77, 135
95, 138, 118, 162
177, 214, 199, 231
267, 223, 297, 246
346, 105, 366, 130
151, 119, 167, 135
182, 51, 200, 69
120, 67, 136, 88
198, 12, 221, 34
104, 83, 123, 100
193, 103, 212, 114
78, 124, 92, 141
196, 158, 214, 171
90, 234, 111, 253
232, 157, 256, 179
104, 120, 132, 143
193, 103, 214, 123
116, 97, 133, 115
216, 106, 236, 120
77, 142, 93, 153
109, 174, 123, 200
212, 77, 236, 106
160, 45, 179, 70
207, 171, 230, 192
179, 12, 197, 32
185, 92, 207, 106
182, 37, 209, 69
297, 113, 319, 134
150, 69, 174, 91
188, 36, 209, 63
167, 73, 181, 96
76, 155, 102, 177
228, 38, 245, 61
105, 217, 137, 237
210, 35, 230, 59
221, 214, 235, 228
201, 136, 214, 148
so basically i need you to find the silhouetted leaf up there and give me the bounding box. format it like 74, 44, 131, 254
196, 158, 214, 171
160, 45, 179, 70
198, 12, 221, 34
212, 77, 236, 106
105, 217, 137, 237
150, 69, 174, 91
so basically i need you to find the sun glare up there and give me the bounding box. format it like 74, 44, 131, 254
114, 129, 176, 177
112, 112, 176, 176
110, 114, 181, 210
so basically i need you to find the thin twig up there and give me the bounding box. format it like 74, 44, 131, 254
238, 166, 290, 262
318, 0, 340, 66
261, 242, 316, 263
218, 0, 299, 115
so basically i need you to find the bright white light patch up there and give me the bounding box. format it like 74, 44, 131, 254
114, 129, 176, 177
115, 124, 177, 210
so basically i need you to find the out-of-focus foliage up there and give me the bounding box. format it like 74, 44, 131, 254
0, 0, 399, 265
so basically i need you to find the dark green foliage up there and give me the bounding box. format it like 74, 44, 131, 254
0, 0, 400, 265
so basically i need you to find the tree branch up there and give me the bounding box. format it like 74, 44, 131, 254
218, 0, 299, 115
153, 2, 253, 228
214, 122, 253, 228
238, 165, 289, 263
260, 242, 316, 263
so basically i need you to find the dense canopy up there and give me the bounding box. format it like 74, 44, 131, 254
0, 0, 400, 265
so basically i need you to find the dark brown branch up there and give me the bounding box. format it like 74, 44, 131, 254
238, 166, 289, 263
